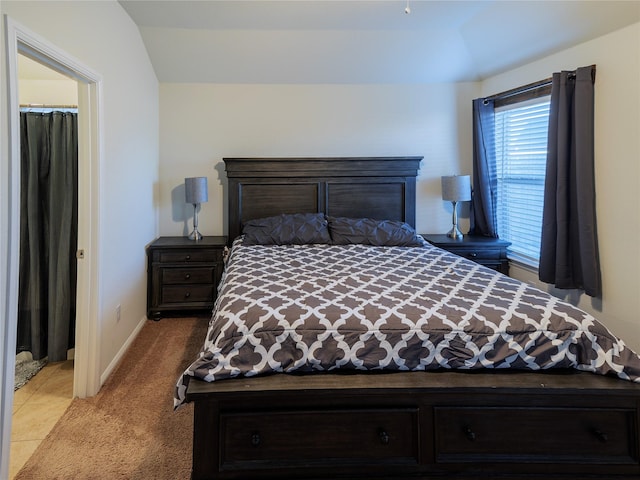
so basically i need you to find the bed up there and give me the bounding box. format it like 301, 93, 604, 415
178, 157, 640, 480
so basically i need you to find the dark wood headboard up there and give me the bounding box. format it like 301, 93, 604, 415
223, 157, 423, 242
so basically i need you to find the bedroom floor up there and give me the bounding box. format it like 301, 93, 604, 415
9, 360, 74, 479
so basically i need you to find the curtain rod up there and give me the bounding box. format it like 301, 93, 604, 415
484, 77, 552, 103
484, 65, 596, 103
20, 103, 78, 108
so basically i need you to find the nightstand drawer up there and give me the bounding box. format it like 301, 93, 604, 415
456, 248, 502, 261
161, 267, 215, 285
161, 285, 214, 304
146, 236, 228, 319
421, 234, 511, 276
157, 249, 221, 264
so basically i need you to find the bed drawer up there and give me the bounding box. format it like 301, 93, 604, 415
219, 408, 420, 471
161, 267, 215, 285
434, 406, 639, 465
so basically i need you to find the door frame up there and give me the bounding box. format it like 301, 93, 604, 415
1, 15, 102, 478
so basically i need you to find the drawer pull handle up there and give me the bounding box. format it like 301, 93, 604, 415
185, 274, 191, 280
378, 429, 390, 445
464, 426, 476, 441
251, 432, 261, 447
468, 252, 478, 258
592, 429, 608, 443
185, 255, 191, 261
184, 292, 191, 298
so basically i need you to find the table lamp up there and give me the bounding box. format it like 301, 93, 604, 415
185, 176, 208, 241
441, 175, 471, 240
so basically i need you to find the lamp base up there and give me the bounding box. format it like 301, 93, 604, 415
446, 226, 463, 240
188, 203, 203, 241
188, 229, 203, 241
446, 200, 463, 240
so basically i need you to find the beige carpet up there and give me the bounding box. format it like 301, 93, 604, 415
15, 317, 208, 480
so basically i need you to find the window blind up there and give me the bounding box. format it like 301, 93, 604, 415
495, 98, 550, 267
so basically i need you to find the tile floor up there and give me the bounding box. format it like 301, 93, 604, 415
9, 360, 74, 479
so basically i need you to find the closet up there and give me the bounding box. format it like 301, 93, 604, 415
16, 54, 79, 373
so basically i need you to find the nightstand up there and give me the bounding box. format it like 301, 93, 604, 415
421, 234, 511, 276
146, 236, 227, 319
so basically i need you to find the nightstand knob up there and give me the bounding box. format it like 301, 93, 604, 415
185, 273, 191, 280
378, 429, 390, 445
185, 255, 191, 261
464, 426, 476, 441
184, 292, 191, 298
592, 429, 608, 443
469, 252, 477, 258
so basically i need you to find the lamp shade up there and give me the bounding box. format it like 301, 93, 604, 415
441, 175, 471, 202
185, 177, 208, 204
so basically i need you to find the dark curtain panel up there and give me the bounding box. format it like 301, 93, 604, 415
18, 112, 78, 361
539, 65, 601, 297
469, 98, 498, 237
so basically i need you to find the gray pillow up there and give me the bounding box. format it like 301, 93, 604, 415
328, 216, 427, 247
242, 213, 331, 245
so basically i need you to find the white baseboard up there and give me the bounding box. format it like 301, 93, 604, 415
100, 316, 147, 385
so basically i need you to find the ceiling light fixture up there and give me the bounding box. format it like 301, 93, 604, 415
404, 0, 411, 14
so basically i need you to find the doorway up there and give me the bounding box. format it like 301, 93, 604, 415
16, 53, 78, 372
2, 16, 103, 480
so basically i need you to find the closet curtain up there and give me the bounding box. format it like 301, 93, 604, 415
18, 111, 78, 362
539, 65, 601, 297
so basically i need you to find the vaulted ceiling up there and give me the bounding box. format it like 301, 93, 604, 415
117, 0, 640, 84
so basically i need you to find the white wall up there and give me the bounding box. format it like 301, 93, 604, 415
159, 23, 640, 354
19, 78, 77, 105
159, 82, 478, 237
1, 0, 159, 379
481, 22, 640, 352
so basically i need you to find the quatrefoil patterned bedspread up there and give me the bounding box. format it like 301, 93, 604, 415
175, 239, 640, 407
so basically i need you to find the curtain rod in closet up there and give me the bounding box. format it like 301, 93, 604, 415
20, 103, 78, 108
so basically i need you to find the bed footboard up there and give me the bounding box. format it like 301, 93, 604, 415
187, 371, 640, 480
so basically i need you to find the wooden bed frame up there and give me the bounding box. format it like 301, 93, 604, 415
186, 157, 640, 480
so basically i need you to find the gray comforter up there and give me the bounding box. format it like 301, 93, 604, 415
175, 239, 640, 407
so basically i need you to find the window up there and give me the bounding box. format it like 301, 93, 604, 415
494, 97, 550, 267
